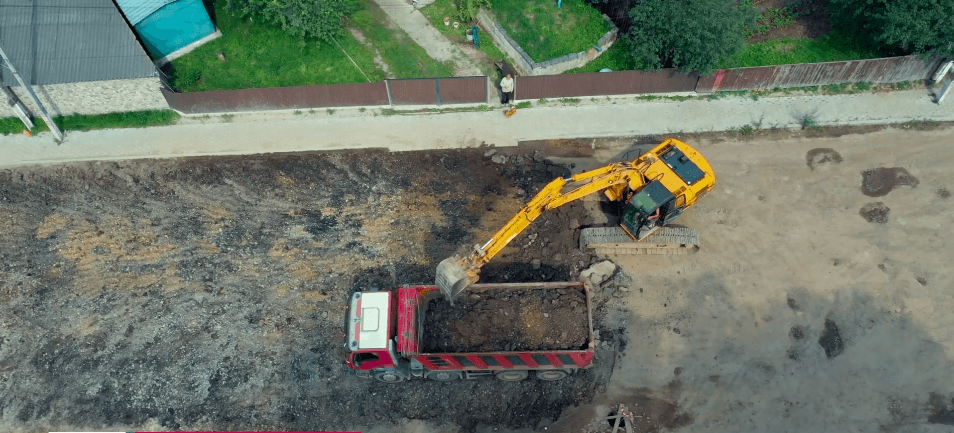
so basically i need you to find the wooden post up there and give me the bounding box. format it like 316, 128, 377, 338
0, 44, 64, 141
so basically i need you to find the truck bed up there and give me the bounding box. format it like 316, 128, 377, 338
398, 282, 594, 355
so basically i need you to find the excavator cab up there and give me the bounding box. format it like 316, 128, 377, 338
620, 180, 677, 238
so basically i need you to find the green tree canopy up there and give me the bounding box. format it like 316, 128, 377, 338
224, 0, 358, 44
828, 0, 953, 58
626, 0, 756, 73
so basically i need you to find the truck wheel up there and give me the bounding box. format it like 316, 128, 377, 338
536, 370, 569, 381
426, 371, 461, 381
494, 370, 529, 382
374, 371, 407, 383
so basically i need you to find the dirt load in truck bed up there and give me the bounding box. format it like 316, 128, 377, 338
422, 287, 589, 352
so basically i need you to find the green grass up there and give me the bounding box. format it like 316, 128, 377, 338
169, 3, 384, 91
349, 0, 455, 78
566, 37, 648, 73
489, 0, 610, 61
717, 31, 882, 68
0, 110, 180, 135
420, 0, 507, 66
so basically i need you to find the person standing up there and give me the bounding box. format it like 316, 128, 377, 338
500, 73, 514, 105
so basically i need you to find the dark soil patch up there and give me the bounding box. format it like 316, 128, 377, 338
806, 148, 843, 170
818, 318, 844, 359
859, 202, 890, 224
787, 347, 800, 360
861, 167, 919, 197
745, 0, 832, 43
928, 392, 954, 425
422, 287, 589, 352
790, 325, 805, 340
516, 138, 596, 158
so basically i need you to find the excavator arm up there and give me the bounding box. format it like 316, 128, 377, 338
436, 158, 655, 303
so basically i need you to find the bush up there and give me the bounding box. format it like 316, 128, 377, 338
828, 0, 954, 58
626, 0, 756, 73
454, 0, 490, 22
224, 0, 358, 44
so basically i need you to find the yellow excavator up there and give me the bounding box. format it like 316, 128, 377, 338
436, 138, 716, 302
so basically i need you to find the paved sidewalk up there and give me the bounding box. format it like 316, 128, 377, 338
2, 89, 951, 168
371, 0, 482, 76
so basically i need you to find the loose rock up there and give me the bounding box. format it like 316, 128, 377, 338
580, 260, 618, 287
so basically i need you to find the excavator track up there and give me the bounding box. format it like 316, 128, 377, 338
580, 226, 699, 255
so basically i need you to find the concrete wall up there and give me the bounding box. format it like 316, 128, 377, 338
477, 8, 618, 76
2, 77, 168, 118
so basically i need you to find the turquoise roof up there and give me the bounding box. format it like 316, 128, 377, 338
114, 0, 176, 25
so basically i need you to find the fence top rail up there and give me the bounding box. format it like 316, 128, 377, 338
388, 76, 488, 82
714, 54, 934, 72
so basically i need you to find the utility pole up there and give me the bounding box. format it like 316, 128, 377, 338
0, 43, 64, 141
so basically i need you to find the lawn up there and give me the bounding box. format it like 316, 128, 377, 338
488, 0, 610, 62
168, 1, 452, 92
420, 0, 507, 68
716, 31, 883, 69
0, 110, 180, 135
566, 37, 648, 73
349, 0, 455, 78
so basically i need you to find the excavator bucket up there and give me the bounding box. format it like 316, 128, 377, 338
435, 255, 479, 303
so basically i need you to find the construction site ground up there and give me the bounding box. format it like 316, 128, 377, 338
2, 125, 954, 433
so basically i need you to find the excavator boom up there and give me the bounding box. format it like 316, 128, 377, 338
436, 138, 715, 302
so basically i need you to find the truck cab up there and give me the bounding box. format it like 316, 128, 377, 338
344, 291, 402, 381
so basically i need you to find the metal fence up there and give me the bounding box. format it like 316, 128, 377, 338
386, 76, 488, 105
162, 76, 488, 114
514, 69, 698, 100
162, 82, 390, 114
696, 55, 942, 92
160, 55, 941, 115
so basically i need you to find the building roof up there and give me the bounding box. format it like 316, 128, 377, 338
0, 0, 157, 86
114, 0, 176, 26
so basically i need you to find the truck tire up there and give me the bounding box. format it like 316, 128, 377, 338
494, 370, 529, 382
535, 370, 569, 381
426, 371, 461, 381
374, 371, 407, 383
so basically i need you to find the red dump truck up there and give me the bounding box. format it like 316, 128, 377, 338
344, 281, 595, 382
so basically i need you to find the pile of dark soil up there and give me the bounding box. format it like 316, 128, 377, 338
861, 167, 919, 197
422, 287, 589, 352
859, 202, 890, 223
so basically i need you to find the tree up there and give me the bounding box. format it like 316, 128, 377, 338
828, 0, 953, 58
625, 0, 756, 73
225, 0, 358, 44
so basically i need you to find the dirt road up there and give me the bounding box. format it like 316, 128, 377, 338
2, 126, 953, 432
549, 126, 954, 433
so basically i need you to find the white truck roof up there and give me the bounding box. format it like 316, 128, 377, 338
347, 291, 390, 350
